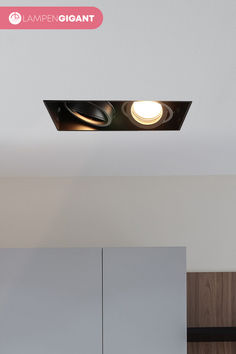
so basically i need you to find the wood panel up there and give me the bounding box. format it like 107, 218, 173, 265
187, 272, 236, 327
188, 342, 236, 354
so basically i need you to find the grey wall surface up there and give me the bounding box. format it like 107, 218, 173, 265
0, 176, 235, 271
103, 247, 186, 354
0, 248, 102, 354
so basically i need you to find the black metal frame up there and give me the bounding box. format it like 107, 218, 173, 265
187, 327, 236, 342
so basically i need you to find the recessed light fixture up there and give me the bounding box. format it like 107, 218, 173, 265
44, 100, 191, 131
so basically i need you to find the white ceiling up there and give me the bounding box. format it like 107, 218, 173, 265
0, 0, 235, 176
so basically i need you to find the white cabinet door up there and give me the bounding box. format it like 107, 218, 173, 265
103, 247, 186, 354
0, 248, 102, 354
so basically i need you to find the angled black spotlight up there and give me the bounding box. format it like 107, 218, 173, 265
44, 100, 191, 131
64, 101, 115, 128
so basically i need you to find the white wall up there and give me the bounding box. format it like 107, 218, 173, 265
0, 176, 235, 271
0, 0, 235, 177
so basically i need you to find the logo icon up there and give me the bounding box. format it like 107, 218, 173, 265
9, 12, 22, 25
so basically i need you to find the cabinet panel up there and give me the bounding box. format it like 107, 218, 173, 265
0, 248, 102, 354
188, 342, 236, 354
103, 247, 186, 354
187, 272, 236, 327
187, 272, 236, 354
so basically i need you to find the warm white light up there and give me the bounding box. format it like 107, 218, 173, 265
131, 101, 163, 125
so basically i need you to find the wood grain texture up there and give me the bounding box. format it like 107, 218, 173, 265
188, 342, 236, 354
187, 272, 236, 327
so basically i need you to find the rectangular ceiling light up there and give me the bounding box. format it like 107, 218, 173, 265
44, 100, 192, 131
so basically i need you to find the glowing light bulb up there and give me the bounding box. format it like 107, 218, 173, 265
131, 101, 163, 125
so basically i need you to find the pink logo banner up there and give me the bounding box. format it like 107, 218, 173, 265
0, 7, 103, 29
